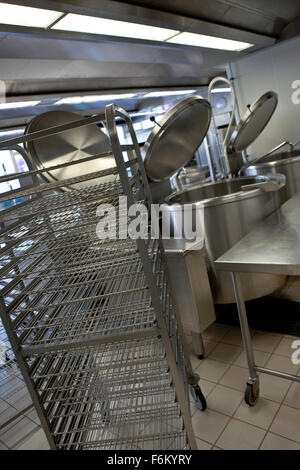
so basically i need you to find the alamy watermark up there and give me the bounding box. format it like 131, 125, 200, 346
96, 196, 204, 245
291, 339, 300, 365
291, 80, 300, 104
0, 80, 5, 105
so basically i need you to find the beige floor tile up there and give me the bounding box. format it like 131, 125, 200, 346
260, 432, 300, 450
234, 398, 280, 429
0, 417, 38, 449
16, 428, 50, 450
190, 354, 203, 370
234, 349, 271, 368
284, 382, 300, 409
216, 419, 266, 450
202, 324, 231, 343
270, 405, 300, 442
274, 337, 300, 358
209, 343, 242, 364
203, 340, 218, 357
265, 354, 300, 376
0, 440, 8, 450
219, 365, 249, 391
195, 437, 212, 450
199, 379, 217, 397
192, 409, 230, 444
5, 388, 32, 412
259, 374, 292, 403
190, 340, 217, 360
0, 400, 18, 427
206, 385, 243, 416
221, 327, 245, 346
25, 408, 40, 425
285, 333, 300, 340
251, 333, 282, 353
195, 359, 229, 383
211, 446, 222, 450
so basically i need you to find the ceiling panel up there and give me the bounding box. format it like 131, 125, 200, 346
116, 0, 300, 36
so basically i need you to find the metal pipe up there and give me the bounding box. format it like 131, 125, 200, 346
208, 76, 237, 179
231, 272, 258, 383
255, 366, 300, 382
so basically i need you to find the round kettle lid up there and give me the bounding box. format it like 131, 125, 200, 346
25, 110, 112, 190
229, 91, 278, 153
143, 96, 211, 182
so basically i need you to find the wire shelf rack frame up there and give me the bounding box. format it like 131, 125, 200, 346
0, 104, 201, 450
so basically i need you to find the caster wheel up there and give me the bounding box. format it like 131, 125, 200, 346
244, 383, 259, 406
198, 354, 204, 360
192, 385, 207, 411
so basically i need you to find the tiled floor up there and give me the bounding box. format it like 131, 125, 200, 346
0, 322, 300, 450
0, 377, 50, 450
0, 401, 49, 450
189, 323, 300, 450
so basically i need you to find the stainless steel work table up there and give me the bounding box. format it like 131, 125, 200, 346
215, 192, 300, 406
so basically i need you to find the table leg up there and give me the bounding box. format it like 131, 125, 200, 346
231, 272, 260, 406
191, 332, 205, 359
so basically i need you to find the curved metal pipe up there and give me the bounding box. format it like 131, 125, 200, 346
208, 76, 237, 179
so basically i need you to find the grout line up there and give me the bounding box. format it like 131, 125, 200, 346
196, 355, 299, 402
12, 424, 40, 450
258, 394, 300, 449
262, 429, 300, 447
0, 404, 34, 431
216, 414, 268, 449
0, 438, 8, 449
219, 340, 287, 356
203, 340, 219, 357
194, 324, 300, 449
194, 436, 216, 447
212, 415, 233, 448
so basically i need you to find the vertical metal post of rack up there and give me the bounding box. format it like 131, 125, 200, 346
106, 104, 201, 449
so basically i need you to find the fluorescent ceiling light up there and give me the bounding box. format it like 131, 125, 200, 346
130, 111, 162, 117
0, 129, 23, 138
55, 94, 137, 105
211, 88, 231, 93
52, 13, 179, 41
167, 32, 253, 51
144, 90, 197, 98
0, 3, 62, 28
0, 100, 40, 109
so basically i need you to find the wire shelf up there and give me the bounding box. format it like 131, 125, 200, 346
27, 337, 188, 450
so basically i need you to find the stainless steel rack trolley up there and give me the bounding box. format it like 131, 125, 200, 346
0, 104, 204, 450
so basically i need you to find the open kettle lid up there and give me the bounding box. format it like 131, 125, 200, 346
143, 96, 211, 182
228, 90, 278, 153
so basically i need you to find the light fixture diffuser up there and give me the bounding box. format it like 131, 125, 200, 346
211, 88, 232, 93
52, 13, 179, 42
55, 93, 137, 105
0, 3, 63, 28
144, 90, 197, 98
0, 100, 40, 109
167, 32, 253, 51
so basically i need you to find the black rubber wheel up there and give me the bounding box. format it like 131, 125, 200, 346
198, 354, 204, 360
193, 385, 207, 411
244, 383, 259, 406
